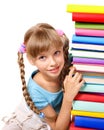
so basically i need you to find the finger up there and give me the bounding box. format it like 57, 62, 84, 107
75, 79, 85, 92
79, 79, 85, 87
68, 67, 76, 77
73, 73, 83, 82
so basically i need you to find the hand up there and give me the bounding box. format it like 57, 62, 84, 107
63, 67, 85, 102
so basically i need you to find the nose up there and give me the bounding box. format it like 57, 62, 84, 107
49, 56, 57, 66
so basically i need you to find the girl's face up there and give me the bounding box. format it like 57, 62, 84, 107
32, 46, 64, 80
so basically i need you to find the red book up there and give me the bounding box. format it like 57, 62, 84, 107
69, 121, 95, 130
72, 13, 104, 23
75, 92, 104, 102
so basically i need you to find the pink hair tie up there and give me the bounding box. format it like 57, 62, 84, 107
19, 43, 26, 53
56, 29, 64, 36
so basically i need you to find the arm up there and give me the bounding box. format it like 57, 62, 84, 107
40, 67, 85, 130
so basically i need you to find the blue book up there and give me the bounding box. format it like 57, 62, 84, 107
80, 83, 104, 93
75, 116, 104, 129
73, 100, 104, 112
72, 35, 104, 45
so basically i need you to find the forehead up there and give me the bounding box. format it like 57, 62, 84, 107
39, 46, 63, 55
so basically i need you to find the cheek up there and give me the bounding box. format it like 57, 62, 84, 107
35, 62, 48, 70
58, 55, 65, 65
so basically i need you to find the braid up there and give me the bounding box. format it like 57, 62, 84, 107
17, 52, 40, 114
59, 34, 72, 89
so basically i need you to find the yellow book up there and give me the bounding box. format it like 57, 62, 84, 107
71, 110, 104, 118
66, 4, 104, 14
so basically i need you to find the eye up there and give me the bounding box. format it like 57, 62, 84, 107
39, 56, 46, 61
54, 51, 60, 55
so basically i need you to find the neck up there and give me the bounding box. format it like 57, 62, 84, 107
33, 72, 61, 93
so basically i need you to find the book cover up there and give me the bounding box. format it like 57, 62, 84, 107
71, 110, 104, 118
73, 63, 104, 73
72, 13, 104, 23
73, 57, 104, 64
75, 22, 104, 30
69, 121, 95, 130
80, 83, 104, 93
73, 100, 104, 112
66, 4, 104, 14
75, 28, 104, 37
83, 75, 104, 84
72, 35, 104, 45
71, 43, 104, 52
74, 92, 104, 102
80, 71, 104, 77
75, 116, 104, 129
72, 43, 104, 52
70, 49, 104, 59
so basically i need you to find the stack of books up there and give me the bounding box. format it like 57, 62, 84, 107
66, 4, 104, 130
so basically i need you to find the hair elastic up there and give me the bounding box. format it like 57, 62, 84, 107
56, 29, 64, 36
19, 43, 26, 53
39, 112, 45, 119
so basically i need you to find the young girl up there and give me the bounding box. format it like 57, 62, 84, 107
2, 23, 84, 130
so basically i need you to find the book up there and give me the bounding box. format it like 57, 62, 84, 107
72, 13, 104, 23
72, 35, 104, 45
71, 110, 104, 118
83, 75, 104, 84
81, 71, 104, 84
75, 116, 104, 129
80, 71, 104, 77
70, 49, 104, 59
73, 57, 104, 65
75, 28, 104, 37
73, 63, 104, 73
71, 45, 104, 52
72, 43, 104, 52
66, 4, 104, 14
75, 22, 104, 30
73, 100, 104, 112
74, 92, 104, 102
80, 83, 104, 93
69, 121, 95, 130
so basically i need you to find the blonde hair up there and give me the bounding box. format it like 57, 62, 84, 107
18, 23, 71, 114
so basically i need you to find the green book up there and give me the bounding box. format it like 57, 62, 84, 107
75, 22, 104, 30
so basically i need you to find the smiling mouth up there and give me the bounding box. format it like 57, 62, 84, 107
49, 66, 60, 73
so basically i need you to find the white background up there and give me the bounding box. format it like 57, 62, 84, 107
0, 0, 104, 129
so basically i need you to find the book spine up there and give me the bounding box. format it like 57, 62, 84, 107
72, 35, 104, 45
75, 28, 104, 37
73, 57, 104, 64
71, 50, 104, 59
71, 110, 104, 118
80, 83, 104, 93
75, 116, 104, 129
66, 4, 104, 14
70, 121, 95, 130
72, 13, 104, 23
75, 22, 104, 30
73, 101, 104, 112
75, 92, 104, 102
72, 43, 104, 52
73, 64, 104, 73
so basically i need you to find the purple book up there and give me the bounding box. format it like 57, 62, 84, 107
73, 57, 104, 65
